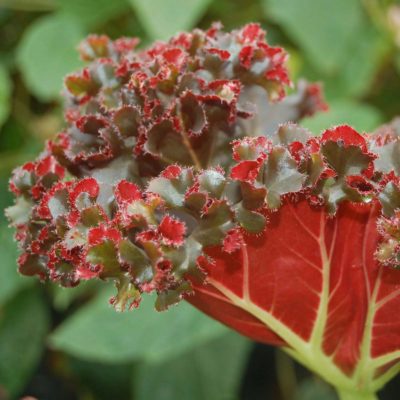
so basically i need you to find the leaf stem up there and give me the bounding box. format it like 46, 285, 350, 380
177, 109, 202, 171
336, 388, 378, 400
275, 349, 297, 400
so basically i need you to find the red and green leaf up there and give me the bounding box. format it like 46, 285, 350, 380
189, 199, 400, 390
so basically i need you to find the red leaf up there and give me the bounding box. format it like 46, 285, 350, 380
162, 48, 186, 67
230, 160, 260, 182
239, 46, 254, 68
88, 225, 122, 246
322, 125, 368, 152
240, 23, 265, 43
70, 178, 99, 206
158, 215, 186, 246
189, 198, 400, 381
115, 180, 142, 204
161, 165, 182, 179
223, 229, 245, 254
36, 155, 65, 178
206, 48, 231, 60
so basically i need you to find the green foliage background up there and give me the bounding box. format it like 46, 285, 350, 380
0, 0, 399, 399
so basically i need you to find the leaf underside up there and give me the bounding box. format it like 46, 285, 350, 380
189, 199, 400, 388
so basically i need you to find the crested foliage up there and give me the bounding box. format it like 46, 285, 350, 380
7, 23, 399, 318
6, 23, 328, 310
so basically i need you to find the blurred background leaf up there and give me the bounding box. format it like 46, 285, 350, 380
56, 0, 130, 30
49, 290, 231, 364
0, 64, 11, 128
0, 0, 56, 12
0, 288, 50, 398
263, 0, 365, 74
17, 14, 84, 101
262, 0, 391, 100
134, 333, 250, 400
0, 224, 31, 305
302, 100, 384, 134
129, 0, 213, 39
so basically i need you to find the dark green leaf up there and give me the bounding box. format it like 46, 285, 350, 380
86, 241, 120, 276
119, 239, 153, 282
192, 201, 233, 246
49, 290, 229, 363
0, 65, 11, 129
235, 204, 266, 233
134, 332, 250, 400
0, 288, 50, 398
0, 225, 31, 306
68, 358, 133, 400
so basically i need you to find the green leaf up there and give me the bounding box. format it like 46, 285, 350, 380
134, 332, 250, 400
378, 182, 400, 217
301, 100, 383, 135
263, 147, 305, 209
17, 14, 84, 101
68, 358, 133, 400
0, 177, 14, 225
118, 239, 153, 282
6, 196, 34, 227
56, 0, 130, 29
49, 289, 229, 363
235, 204, 266, 233
263, 0, 364, 74
0, 224, 31, 306
129, 0, 212, 39
0, 288, 50, 398
321, 141, 374, 212
0, 64, 11, 129
86, 240, 120, 273
147, 171, 194, 207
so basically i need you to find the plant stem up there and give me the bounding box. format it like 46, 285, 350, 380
275, 349, 297, 400
177, 109, 202, 171
337, 388, 378, 400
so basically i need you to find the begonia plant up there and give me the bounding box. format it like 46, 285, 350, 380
6, 23, 400, 400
